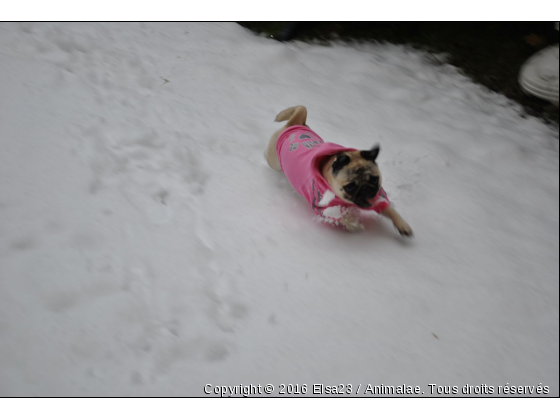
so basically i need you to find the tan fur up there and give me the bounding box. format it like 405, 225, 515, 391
265, 106, 307, 171
265, 106, 413, 236
381, 206, 413, 236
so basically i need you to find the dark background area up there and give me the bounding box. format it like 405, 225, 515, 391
238, 22, 559, 125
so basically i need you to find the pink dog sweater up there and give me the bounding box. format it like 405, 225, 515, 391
276, 125, 390, 219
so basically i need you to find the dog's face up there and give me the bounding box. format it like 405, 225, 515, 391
326, 146, 382, 208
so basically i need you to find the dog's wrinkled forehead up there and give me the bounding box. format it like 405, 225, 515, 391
331, 145, 381, 179
348, 165, 375, 179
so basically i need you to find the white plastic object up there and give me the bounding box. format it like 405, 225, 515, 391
519, 44, 559, 106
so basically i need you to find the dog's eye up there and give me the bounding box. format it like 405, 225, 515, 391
343, 183, 358, 194
332, 154, 351, 175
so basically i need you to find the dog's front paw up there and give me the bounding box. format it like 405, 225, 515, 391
394, 220, 413, 237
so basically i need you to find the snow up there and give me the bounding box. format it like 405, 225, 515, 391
0, 22, 558, 397
322, 205, 344, 220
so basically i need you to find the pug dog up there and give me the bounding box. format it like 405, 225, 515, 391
265, 105, 413, 236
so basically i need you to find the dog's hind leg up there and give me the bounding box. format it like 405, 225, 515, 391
265, 126, 284, 170
264, 106, 308, 170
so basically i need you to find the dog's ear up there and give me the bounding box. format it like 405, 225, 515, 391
360, 145, 380, 162
332, 153, 351, 175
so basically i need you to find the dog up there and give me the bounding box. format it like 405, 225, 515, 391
265, 106, 413, 236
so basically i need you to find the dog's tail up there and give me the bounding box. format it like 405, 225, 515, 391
275, 105, 307, 127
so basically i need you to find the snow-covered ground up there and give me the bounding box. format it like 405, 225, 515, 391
0, 22, 558, 397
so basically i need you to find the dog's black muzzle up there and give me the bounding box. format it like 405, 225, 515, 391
352, 184, 379, 208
